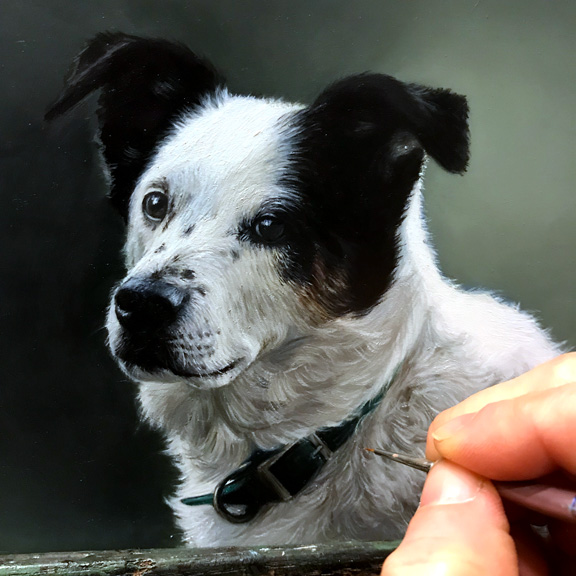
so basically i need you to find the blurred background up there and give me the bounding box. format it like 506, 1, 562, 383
0, 0, 574, 554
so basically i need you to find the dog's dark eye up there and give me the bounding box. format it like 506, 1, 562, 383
142, 191, 169, 222
254, 216, 285, 244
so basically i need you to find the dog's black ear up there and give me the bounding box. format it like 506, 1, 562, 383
399, 79, 470, 174
306, 73, 469, 176
45, 32, 223, 220
287, 74, 469, 315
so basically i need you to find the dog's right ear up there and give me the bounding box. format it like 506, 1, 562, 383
45, 32, 223, 220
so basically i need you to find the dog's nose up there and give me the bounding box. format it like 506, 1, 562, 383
115, 278, 188, 333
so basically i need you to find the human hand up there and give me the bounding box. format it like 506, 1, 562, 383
381, 353, 576, 576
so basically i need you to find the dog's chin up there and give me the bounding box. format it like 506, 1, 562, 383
118, 357, 247, 389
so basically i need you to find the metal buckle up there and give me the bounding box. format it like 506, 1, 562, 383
309, 433, 333, 460
257, 434, 333, 502
212, 463, 262, 524
257, 446, 294, 501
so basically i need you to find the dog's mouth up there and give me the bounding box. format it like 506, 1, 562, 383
169, 360, 240, 379
122, 357, 245, 386
116, 338, 245, 384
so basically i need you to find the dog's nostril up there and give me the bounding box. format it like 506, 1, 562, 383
115, 278, 188, 333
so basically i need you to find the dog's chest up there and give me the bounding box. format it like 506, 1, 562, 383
168, 361, 490, 545
173, 420, 424, 545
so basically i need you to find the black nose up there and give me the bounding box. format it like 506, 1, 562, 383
115, 278, 188, 334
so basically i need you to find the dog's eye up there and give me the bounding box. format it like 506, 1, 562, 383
254, 216, 285, 244
142, 191, 169, 222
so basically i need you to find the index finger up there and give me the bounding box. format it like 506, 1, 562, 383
430, 382, 576, 479
426, 353, 576, 460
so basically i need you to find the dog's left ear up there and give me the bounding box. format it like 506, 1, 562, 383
304, 73, 470, 177
290, 74, 470, 315
45, 32, 223, 220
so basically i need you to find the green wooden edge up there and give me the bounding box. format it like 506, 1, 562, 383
0, 541, 400, 576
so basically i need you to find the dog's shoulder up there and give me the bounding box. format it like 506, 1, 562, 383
432, 284, 561, 379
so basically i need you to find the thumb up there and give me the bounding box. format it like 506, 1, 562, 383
381, 461, 517, 576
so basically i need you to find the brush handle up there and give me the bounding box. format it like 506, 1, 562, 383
494, 480, 576, 523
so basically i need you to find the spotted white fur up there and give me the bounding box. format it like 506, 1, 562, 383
106, 92, 560, 545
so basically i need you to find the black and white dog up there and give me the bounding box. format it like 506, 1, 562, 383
47, 32, 560, 546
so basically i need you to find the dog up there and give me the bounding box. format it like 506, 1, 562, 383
46, 32, 561, 546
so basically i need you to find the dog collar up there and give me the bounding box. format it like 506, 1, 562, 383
181, 366, 400, 524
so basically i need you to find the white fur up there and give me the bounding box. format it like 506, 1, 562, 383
107, 90, 561, 545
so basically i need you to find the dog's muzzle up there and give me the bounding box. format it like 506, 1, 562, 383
115, 277, 188, 335
112, 277, 190, 373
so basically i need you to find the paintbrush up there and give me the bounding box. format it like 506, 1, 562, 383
366, 448, 576, 523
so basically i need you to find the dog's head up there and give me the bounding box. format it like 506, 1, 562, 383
47, 32, 469, 389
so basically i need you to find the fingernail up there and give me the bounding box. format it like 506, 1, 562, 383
420, 460, 483, 507
432, 411, 476, 443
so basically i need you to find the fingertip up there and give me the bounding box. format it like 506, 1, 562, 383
419, 459, 483, 507
431, 412, 476, 448
426, 411, 478, 461
427, 412, 479, 465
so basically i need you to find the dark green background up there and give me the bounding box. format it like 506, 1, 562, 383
1, 0, 574, 553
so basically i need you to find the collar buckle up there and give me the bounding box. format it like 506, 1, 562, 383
257, 451, 293, 502
308, 432, 334, 460
257, 433, 335, 503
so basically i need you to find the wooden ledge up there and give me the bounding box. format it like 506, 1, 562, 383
0, 541, 399, 576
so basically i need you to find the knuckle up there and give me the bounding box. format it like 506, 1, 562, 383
548, 352, 576, 385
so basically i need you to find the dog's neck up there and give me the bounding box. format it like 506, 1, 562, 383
138, 178, 445, 468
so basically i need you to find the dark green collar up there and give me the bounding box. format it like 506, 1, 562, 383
182, 368, 399, 523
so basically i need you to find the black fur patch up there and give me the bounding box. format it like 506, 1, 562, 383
279, 73, 469, 316
45, 32, 223, 220
181, 269, 196, 280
